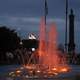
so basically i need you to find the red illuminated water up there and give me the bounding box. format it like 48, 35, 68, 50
39, 17, 67, 69
26, 17, 69, 74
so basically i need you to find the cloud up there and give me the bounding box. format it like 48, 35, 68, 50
0, 16, 66, 35
0, 0, 79, 52
0, 16, 65, 24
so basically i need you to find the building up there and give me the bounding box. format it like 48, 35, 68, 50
68, 9, 76, 63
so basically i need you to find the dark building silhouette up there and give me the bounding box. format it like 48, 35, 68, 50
68, 9, 75, 53
22, 39, 39, 50
68, 9, 76, 63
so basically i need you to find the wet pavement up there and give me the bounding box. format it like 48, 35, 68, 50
0, 65, 80, 80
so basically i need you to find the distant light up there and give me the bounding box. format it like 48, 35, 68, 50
61, 68, 68, 72
16, 70, 21, 73
16, 70, 21, 75
20, 41, 23, 45
36, 70, 41, 73
52, 67, 57, 71
32, 48, 35, 51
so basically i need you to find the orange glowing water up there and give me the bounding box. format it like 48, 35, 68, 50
24, 17, 70, 75
39, 17, 67, 69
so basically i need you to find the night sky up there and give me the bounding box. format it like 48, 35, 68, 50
0, 0, 80, 52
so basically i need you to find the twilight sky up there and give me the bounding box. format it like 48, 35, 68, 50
0, 0, 80, 52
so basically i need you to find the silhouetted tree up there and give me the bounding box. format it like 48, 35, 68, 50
0, 26, 20, 64
0, 26, 20, 51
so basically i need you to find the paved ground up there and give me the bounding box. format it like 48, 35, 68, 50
0, 65, 80, 80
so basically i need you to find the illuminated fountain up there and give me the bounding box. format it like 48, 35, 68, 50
25, 17, 70, 76
9, 17, 70, 79
38, 17, 70, 74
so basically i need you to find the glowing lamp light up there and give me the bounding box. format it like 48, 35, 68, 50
36, 70, 41, 73
32, 48, 35, 51
16, 70, 21, 74
61, 68, 68, 72
52, 67, 57, 71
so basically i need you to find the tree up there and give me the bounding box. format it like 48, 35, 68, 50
0, 26, 20, 51
0, 26, 20, 64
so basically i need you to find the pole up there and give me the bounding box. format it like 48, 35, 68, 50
65, 0, 68, 53
44, 0, 48, 25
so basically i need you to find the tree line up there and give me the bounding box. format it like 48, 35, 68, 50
0, 26, 38, 65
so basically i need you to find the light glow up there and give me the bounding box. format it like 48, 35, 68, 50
16, 70, 21, 74
36, 70, 41, 73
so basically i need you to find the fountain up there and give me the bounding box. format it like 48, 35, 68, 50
8, 17, 71, 79
37, 17, 70, 73
24, 17, 70, 76
39, 19, 60, 67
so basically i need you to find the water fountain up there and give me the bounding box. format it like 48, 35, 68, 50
24, 17, 70, 77
8, 17, 71, 79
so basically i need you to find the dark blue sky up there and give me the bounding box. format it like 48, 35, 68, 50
0, 0, 80, 52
